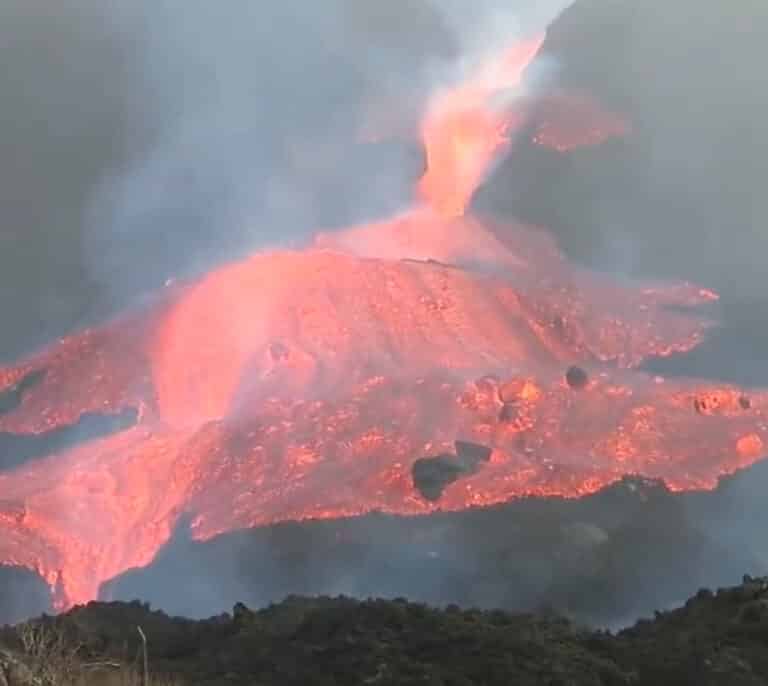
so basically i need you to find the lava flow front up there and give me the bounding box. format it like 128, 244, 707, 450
0, 35, 765, 610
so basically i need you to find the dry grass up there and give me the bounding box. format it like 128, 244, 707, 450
11, 620, 183, 686
16, 619, 82, 685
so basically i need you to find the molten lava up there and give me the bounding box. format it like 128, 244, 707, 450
417, 37, 543, 216
0, 34, 764, 610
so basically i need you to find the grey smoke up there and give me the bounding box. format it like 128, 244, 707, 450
0, 0, 573, 361
84, 0, 569, 300
0, 0, 145, 360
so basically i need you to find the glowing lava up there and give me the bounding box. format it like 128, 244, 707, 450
0, 34, 764, 610
417, 36, 543, 216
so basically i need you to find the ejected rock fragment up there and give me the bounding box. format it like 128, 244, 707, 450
412, 455, 467, 501
565, 365, 589, 389
413, 442, 492, 502
498, 403, 518, 423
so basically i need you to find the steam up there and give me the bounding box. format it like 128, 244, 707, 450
0, 0, 578, 362
84, 0, 452, 306
0, 1, 144, 361
81, 0, 572, 312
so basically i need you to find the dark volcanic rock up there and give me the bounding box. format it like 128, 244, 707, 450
454, 439, 493, 467
411, 454, 466, 501
412, 442, 493, 501
566, 365, 589, 389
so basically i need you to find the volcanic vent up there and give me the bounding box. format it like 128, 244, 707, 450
0, 34, 766, 610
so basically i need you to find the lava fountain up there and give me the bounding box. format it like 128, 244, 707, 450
0, 35, 764, 610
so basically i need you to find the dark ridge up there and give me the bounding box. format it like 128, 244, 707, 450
11, 575, 768, 685
0, 565, 51, 626
0, 368, 46, 417
103, 461, 768, 626
0, 407, 138, 471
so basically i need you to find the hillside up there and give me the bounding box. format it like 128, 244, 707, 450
3, 575, 768, 685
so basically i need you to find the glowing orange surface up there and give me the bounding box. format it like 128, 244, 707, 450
417, 37, 544, 216
0, 35, 763, 610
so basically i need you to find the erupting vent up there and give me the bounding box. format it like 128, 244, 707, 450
0, 35, 764, 610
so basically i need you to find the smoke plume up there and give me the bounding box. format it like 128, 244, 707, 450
0, 0, 573, 361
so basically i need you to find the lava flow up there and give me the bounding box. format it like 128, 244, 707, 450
417, 37, 543, 216
0, 34, 765, 610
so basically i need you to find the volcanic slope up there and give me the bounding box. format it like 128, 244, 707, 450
1, 28, 767, 612
0, 207, 764, 611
